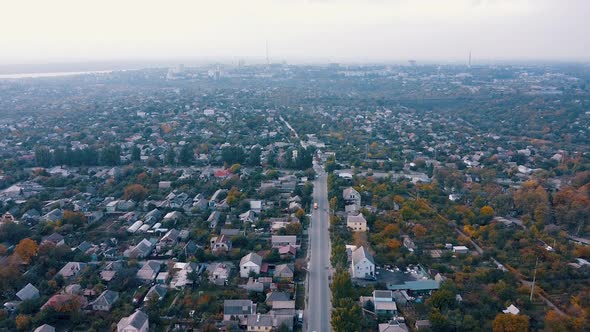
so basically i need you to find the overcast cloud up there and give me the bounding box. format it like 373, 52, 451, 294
1, 0, 588, 64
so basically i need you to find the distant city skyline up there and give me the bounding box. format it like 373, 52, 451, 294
2, 0, 589, 65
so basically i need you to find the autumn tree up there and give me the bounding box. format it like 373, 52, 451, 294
544, 310, 571, 332
229, 163, 241, 174
62, 210, 86, 228
15, 314, 31, 331
124, 184, 148, 201
492, 313, 529, 332
284, 223, 302, 235
386, 239, 402, 250
553, 186, 590, 233
481, 205, 494, 217
15, 238, 38, 264
413, 224, 427, 238
514, 180, 550, 224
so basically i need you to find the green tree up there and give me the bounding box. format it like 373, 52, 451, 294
131, 146, 141, 161
331, 270, 354, 301
331, 298, 362, 332
165, 148, 176, 165
35, 146, 52, 167
101, 144, 121, 166
179, 144, 194, 165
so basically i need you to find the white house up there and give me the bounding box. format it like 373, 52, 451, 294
117, 310, 149, 332
452, 246, 469, 254
240, 252, 262, 278
351, 246, 375, 279
16, 283, 40, 301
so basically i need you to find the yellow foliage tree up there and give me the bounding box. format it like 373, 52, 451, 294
492, 313, 529, 332
14, 238, 38, 264
15, 314, 31, 331
481, 205, 495, 216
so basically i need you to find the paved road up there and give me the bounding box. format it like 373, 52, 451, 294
306, 166, 332, 332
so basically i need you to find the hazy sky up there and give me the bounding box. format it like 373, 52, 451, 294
1, 0, 588, 64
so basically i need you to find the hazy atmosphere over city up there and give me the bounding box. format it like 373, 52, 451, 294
1, 0, 589, 65
0, 1, 589, 332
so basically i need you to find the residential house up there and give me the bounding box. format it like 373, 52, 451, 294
101, 261, 124, 282
41, 209, 62, 223
343, 187, 361, 212
210, 235, 232, 253
347, 213, 367, 232
220, 228, 242, 237
265, 291, 290, 306
156, 229, 180, 252
57, 262, 87, 279
207, 263, 232, 285
453, 246, 469, 254
240, 277, 265, 293
250, 200, 263, 213
387, 280, 441, 293
155, 272, 168, 284
274, 263, 294, 280
42, 232, 65, 246
85, 210, 104, 224
163, 211, 183, 223
144, 285, 167, 303
246, 314, 273, 332
379, 320, 410, 332
192, 195, 209, 210
278, 245, 297, 259
351, 246, 375, 279
239, 210, 257, 223
33, 325, 55, 332
144, 208, 162, 224
372, 290, 397, 316
90, 290, 119, 311
136, 261, 162, 284
170, 262, 201, 289
207, 211, 221, 228
117, 310, 149, 332
223, 299, 256, 322
240, 252, 263, 278
124, 238, 154, 258
0, 212, 15, 224
503, 304, 520, 315
209, 189, 227, 208
402, 235, 417, 252
16, 283, 40, 301
271, 235, 297, 248
270, 216, 300, 233
64, 284, 82, 295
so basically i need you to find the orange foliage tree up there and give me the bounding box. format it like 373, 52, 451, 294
14, 238, 38, 264
15, 314, 31, 331
513, 180, 550, 224
124, 184, 148, 201
492, 313, 529, 332
413, 224, 427, 238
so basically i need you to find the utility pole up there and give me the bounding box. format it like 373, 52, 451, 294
530, 257, 538, 302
